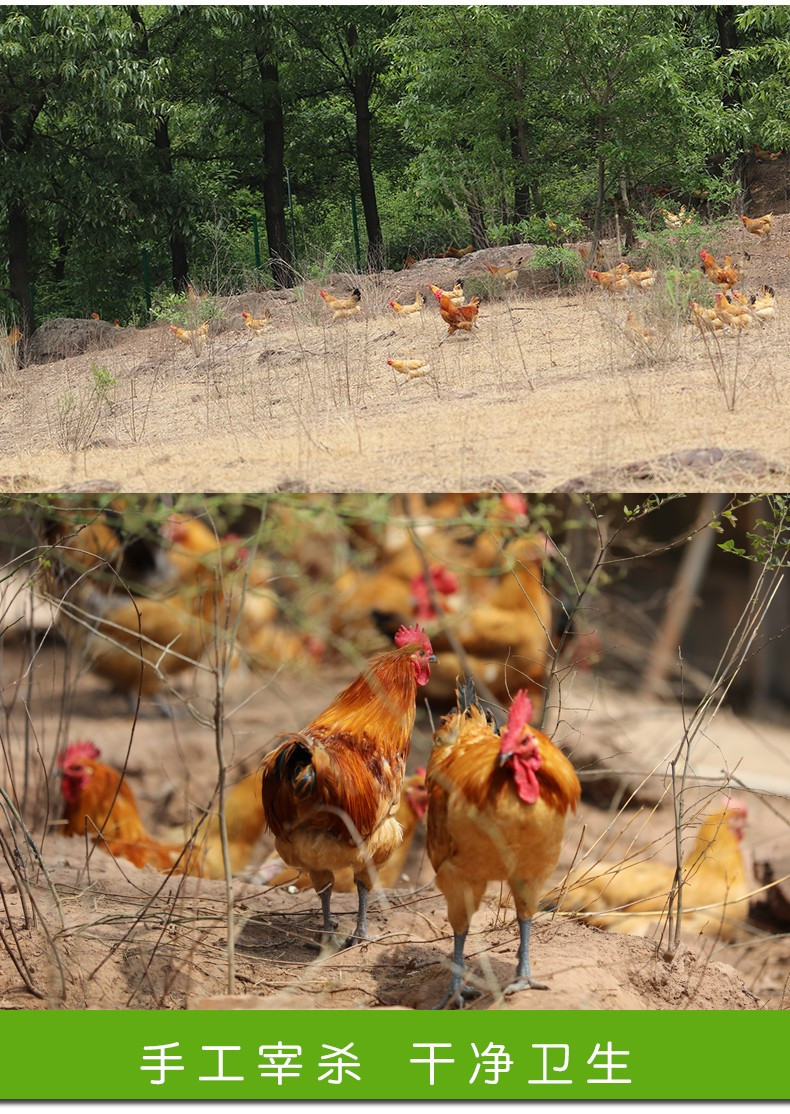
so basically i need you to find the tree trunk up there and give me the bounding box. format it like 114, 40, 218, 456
510, 122, 531, 225
618, 174, 638, 251
591, 114, 607, 253
256, 50, 293, 288
467, 197, 490, 251
352, 72, 385, 272
128, 8, 190, 294
53, 229, 70, 283
154, 115, 189, 293
8, 201, 33, 337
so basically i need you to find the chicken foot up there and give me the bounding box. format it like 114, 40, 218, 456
317, 879, 370, 950
503, 917, 548, 994
433, 932, 480, 1009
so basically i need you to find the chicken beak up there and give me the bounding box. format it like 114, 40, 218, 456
429, 653, 438, 664
499, 751, 512, 767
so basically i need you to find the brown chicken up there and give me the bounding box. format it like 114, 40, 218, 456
625, 310, 656, 348
690, 299, 726, 334
426, 533, 555, 714
4, 325, 23, 346
700, 249, 738, 291
58, 742, 267, 878
168, 322, 209, 349
260, 624, 436, 947
441, 244, 473, 258
387, 358, 431, 380
389, 292, 425, 316
485, 259, 522, 282
753, 143, 781, 162
260, 769, 429, 890
556, 799, 750, 941
241, 310, 272, 335
586, 268, 629, 296
622, 264, 656, 290
58, 741, 190, 872
430, 284, 480, 338
320, 288, 361, 321
427, 681, 580, 1007
714, 291, 753, 329
740, 213, 772, 240
749, 284, 776, 322
59, 558, 232, 713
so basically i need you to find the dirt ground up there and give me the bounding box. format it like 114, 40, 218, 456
1, 640, 787, 1011
1, 217, 789, 493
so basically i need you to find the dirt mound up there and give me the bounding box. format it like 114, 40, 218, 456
2, 841, 761, 1011
26, 317, 127, 366
558, 447, 784, 492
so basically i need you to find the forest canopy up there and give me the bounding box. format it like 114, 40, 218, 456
1, 4, 787, 329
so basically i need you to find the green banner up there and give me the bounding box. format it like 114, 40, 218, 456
0, 1010, 785, 1099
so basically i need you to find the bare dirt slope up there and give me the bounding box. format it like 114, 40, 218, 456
1, 217, 788, 494
0, 646, 786, 1011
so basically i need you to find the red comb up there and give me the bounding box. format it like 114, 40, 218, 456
414, 766, 427, 781
501, 690, 534, 746
501, 493, 528, 518
57, 740, 100, 769
394, 624, 433, 654
430, 565, 459, 596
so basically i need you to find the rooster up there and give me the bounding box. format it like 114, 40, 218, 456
259, 769, 429, 891
700, 250, 738, 291
430, 284, 480, 339
260, 624, 436, 948
427, 681, 580, 1007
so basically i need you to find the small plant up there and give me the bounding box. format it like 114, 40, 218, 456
528, 245, 585, 287
53, 365, 117, 452
92, 364, 117, 400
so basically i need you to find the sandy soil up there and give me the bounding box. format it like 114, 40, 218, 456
1, 642, 786, 1011
1, 218, 788, 494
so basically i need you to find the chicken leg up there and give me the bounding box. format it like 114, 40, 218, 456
503, 917, 548, 994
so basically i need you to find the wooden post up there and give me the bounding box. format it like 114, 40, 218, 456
141, 249, 152, 315
640, 494, 729, 696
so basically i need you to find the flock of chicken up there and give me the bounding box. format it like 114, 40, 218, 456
585, 209, 777, 346
34, 496, 753, 1006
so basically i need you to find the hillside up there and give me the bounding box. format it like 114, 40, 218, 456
1, 216, 787, 494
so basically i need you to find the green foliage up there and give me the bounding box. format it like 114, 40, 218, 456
717, 496, 790, 569
149, 290, 225, 329
528, 246, 585, 285
2, 5, 788, 320
637, 220, 731, 274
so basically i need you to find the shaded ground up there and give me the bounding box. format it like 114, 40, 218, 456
1, 216, 788, 494
0, 643, 786, 1011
